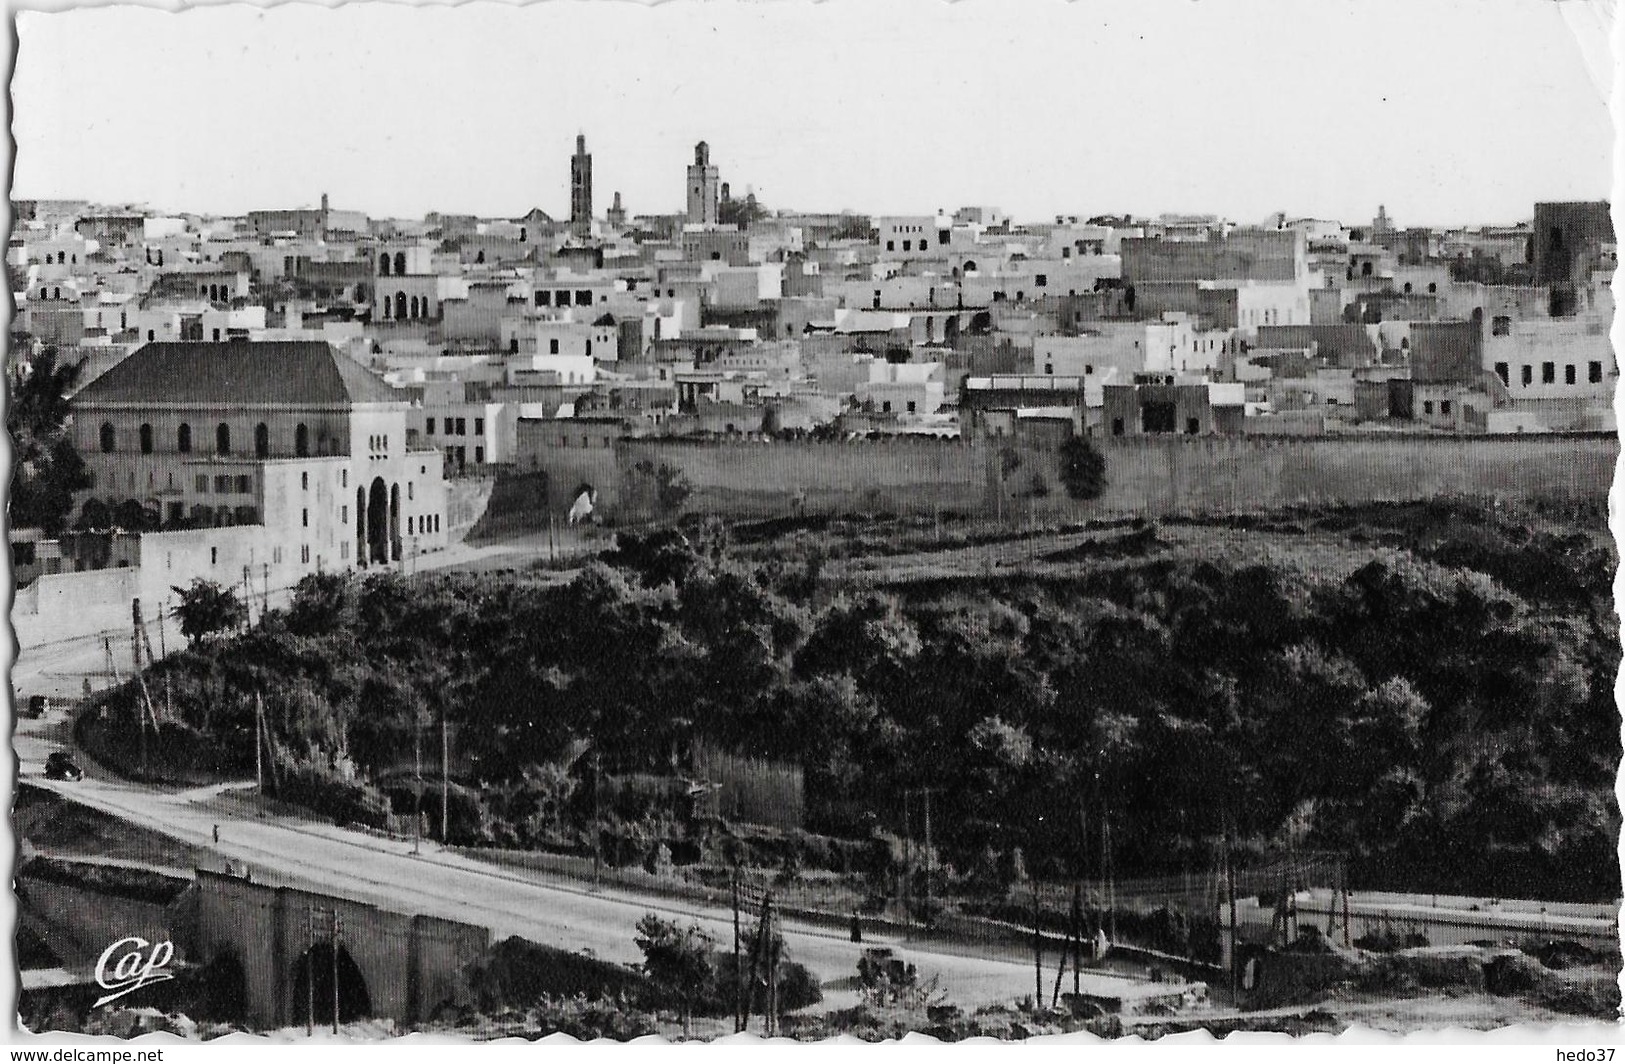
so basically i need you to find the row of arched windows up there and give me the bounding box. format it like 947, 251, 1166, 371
379, 252, 407, 277
103, 421, 314, 458
200, 283, 231, 301
380, 292, 431, 320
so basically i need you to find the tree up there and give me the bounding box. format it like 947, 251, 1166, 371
634, 914, 716, 1035
76, 497, 114, 531
1058, 435, 1107, 500
9, 350, 91, 535
172, 579, 249, 644
13, 437, 91, 535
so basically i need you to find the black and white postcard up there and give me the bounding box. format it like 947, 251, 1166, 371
6, 0, 1621, 1050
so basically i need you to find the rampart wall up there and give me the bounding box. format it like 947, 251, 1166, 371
510, 433, 1616, 526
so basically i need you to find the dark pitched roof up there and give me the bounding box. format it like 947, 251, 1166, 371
73, 341, 402, 407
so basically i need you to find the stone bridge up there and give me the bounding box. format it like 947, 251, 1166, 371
190, 870, 491, 1030
19, 859, 490, 1031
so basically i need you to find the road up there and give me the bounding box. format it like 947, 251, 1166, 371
13, 705, 1154, 1013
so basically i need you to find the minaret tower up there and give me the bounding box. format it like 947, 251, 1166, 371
686, 141, 719, 226
570, 134, 593, 240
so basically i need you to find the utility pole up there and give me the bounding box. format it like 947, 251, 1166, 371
156, 597, 167, 659
255, 691, 265, 795
732, 869, 744, 1033
440, 712, 449, 842
591, 749, 603, 888
131, 599, 144, 674
263, 563, 271, 616
921, 788, 935, 925
332, 910, 341, 1034
767, 918, 781, 1038
306, 907, 316, 1037
901, 790, 913, 928
1032, 881, 1043, 1009
1071, 880, 1083, 997
413, 716, 423, 855
1225, 825, 1239, 1002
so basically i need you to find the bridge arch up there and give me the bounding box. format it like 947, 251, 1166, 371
289, 942, 373, 1026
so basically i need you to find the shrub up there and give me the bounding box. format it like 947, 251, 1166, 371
1058, 436, 1107, 500
273, 758, 392, 830
524, 993, 658, 1040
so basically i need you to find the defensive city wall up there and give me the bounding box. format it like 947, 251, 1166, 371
516, 432, 1619, 524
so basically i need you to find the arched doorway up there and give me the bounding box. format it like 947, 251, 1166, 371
355, 485, 367, 567
367, 479, 389, 565
389, 483, 402, 562
288, 942, 372, 1027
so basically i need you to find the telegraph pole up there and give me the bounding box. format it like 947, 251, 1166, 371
1032, 881, 1043, 1009
413, 716, 423, 855
921, 788, 935, 924
591, 749, 603, 888
732, 869, 745, 1033
901, 790, 913, 928
306, 907, 316, 1037
332, 910, 341, 1034
255, 691, 265, 795
1225, 824, 1239, 1001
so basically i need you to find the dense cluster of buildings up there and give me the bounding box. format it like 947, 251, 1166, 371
8, 137, 1617, 612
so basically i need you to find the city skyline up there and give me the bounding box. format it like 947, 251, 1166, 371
12, 0, 1616, 227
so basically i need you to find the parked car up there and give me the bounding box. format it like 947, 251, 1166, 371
44, 752, 83, 782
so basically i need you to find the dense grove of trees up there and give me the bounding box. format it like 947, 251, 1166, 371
120, 502, 1620, 901
9, 348, 92, 535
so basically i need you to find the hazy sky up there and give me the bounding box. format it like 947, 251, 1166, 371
10, 0, 1617, 227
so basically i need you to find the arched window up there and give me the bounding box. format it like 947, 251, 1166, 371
520, 227, 527, 242
100, 423, 116, 453
394, 252, 406, 276
395, 292, 407, 321
216, 423, 231, 456
52, 287, 60, 299
178, 423, 192, 453
254, 422, 269, 458
476, 250, 486, 264
381, 297, 391, 320
379, 252, 391, 276
410, 296, 420, 319
139, 423, 153, 454
295, 423, 310, 458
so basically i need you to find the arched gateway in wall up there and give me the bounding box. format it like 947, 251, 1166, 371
356, 477, 398, 566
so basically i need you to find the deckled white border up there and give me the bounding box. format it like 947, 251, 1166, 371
1, 1, 1620, 1057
